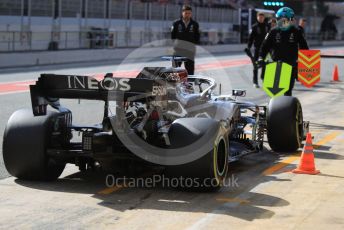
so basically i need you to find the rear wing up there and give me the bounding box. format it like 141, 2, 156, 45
30, 73, 167, 116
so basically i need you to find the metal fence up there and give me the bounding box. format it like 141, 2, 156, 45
0, 30, 241, 52
0, 0, 239, 23
2, 29, 341, 52
0, 0, 241, 51
2, 1, 341, 52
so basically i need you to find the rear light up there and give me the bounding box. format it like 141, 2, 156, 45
178, 70, 188, 82
164, 69, 188, 82
150, 110, 160, 120
82, 132, 93, 151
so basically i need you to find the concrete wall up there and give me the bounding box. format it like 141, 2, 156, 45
0, 14, 239, 52
1, 40, 344, 69
0, 44, 247, 69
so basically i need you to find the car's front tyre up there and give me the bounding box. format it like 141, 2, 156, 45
267, 96, 303, 152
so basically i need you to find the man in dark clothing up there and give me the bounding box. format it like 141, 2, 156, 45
298, 18, 306, 37
171, 5, 200, 75
269, 18, 277, 30
247, 12, 270, 88
259, 7, 309, 96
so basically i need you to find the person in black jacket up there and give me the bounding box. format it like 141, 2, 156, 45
298, 18, 306, 37
259, 7, 309, 96
171, 5, 200, 75
269, 18, 277, 30
247, 12, 270, 88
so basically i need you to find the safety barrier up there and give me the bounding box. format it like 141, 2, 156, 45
0, 30, 240, 52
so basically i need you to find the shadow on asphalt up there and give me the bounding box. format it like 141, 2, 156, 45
14, 149, 294, 221
314, 150, 344, 160
294, 88, 340, 94
311, 123, 344, 131
317, 173, 344, 179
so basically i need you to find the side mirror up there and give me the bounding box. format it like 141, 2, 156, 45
232, 89, 246, 97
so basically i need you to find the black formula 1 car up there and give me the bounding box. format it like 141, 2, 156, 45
2, 58, 309, 190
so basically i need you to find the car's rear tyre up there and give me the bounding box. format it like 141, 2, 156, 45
267, 96, 303, 152
3, 109, 65, 181
166, 119, 229, 192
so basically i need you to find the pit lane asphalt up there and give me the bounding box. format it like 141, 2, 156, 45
0, 47, 344, 229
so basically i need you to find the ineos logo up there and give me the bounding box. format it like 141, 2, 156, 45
99, 78, 131, 91
67, 75, 131, 91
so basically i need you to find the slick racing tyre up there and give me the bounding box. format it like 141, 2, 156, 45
166, 118, 229, 191
3, 109, 65, 181
267, 96, 303, 152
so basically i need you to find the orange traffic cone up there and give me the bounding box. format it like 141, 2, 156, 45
292, 133, 320, 175
332, 65, 340, 82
